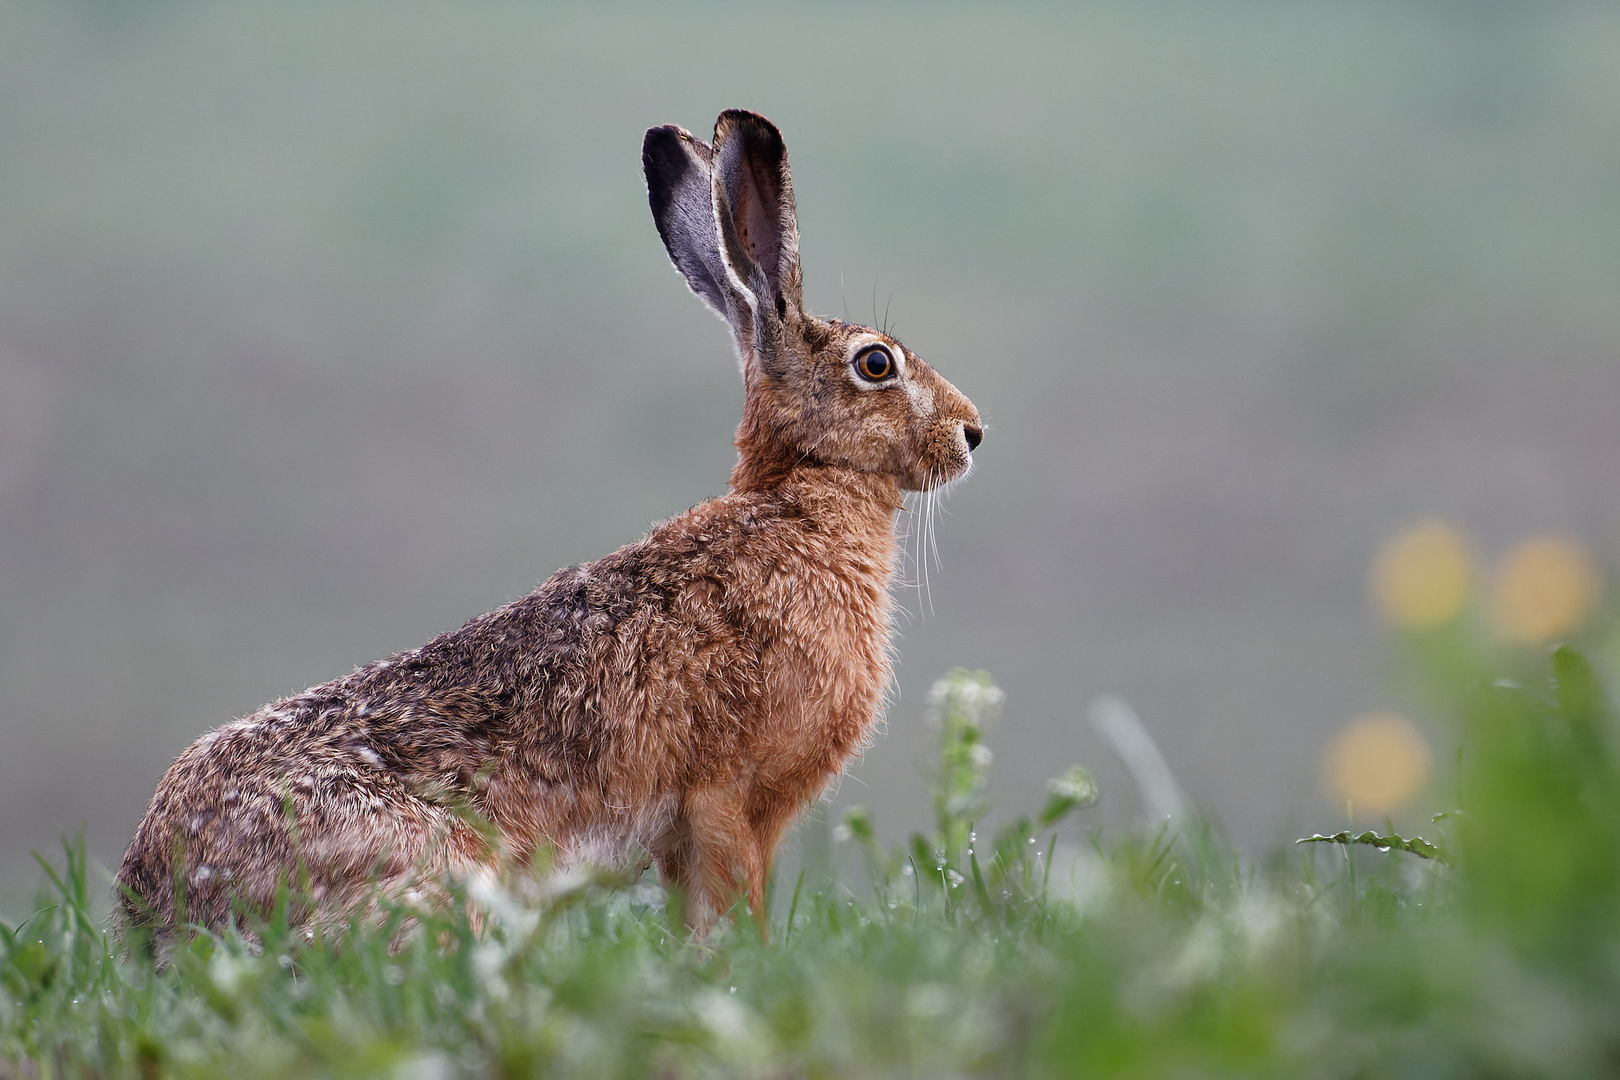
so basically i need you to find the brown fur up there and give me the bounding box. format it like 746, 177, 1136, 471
118, 110, 981, 939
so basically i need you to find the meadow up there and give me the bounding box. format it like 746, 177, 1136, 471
8, 581, 1620, 1078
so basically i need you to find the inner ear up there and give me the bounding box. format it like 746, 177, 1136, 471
713, 110, 801, 315
736, 156, 784, 296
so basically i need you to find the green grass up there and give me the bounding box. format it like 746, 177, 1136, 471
8, 648, 1620, 1078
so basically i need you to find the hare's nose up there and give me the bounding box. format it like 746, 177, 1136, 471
962, 423, 983, 452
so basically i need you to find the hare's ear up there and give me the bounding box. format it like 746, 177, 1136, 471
711, 110, 803, 372
644, 124, 732, 319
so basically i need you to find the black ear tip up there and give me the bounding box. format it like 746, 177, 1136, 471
642, 126, 686, 172
642, 124, 680, 152
642, 136, 682, 218
716, 108, 776, 128
644, 126, 714, 218
714, 109, 784, 155
643, 125, 711, 169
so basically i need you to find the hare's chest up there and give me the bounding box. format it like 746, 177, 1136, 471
744, 554, 896, 762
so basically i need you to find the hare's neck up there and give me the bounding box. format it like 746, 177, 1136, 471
728, 397, 840, 494
728, 404, 903, 569
786, 464, 902, 534
732, 461, 903, 542
729, 425, 905, 514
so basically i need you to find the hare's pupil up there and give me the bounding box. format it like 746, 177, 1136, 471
857, 347, 893, 381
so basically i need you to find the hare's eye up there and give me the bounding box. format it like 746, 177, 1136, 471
854, 345, 896, 382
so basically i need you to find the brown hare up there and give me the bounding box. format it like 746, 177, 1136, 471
118, 109, 982, 940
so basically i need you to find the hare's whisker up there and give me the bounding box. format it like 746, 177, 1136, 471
926, 469, 939, 615
927, 482, 943, 572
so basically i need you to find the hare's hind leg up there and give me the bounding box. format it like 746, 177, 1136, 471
283, 784, 496, 930
121, 775, 492, 939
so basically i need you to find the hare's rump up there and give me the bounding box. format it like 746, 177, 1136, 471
118, 696, 490, 933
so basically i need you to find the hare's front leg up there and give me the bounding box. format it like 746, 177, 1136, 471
659, 782, 803, 939
655, 787, 750, 936
657, 784, 762, 937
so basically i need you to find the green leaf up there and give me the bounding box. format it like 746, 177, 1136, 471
6, 937, 55, 994
969, 848, 994, 914
1551, 645, 1613, 768
1550, 645, 1609, 725
1296, 830, 1447, 862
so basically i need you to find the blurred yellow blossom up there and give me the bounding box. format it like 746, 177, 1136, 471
1491, 536, 1601, 645
1324, 712, 1432, 815
1372, 520, 1473, 630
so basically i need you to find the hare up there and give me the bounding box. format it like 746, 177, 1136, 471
117, 109, 982, 940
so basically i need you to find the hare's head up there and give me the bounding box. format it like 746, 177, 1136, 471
644, 110, 981, 494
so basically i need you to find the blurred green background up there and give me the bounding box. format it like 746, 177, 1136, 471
2, 0, 1618, 895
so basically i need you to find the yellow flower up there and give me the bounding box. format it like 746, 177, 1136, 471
1323, 713, 1431, 815
1491, 536, 1602, 645
1371, 520, 1472, 630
